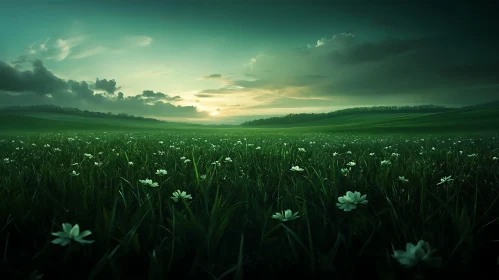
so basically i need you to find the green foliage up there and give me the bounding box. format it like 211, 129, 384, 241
0, 130, 499, 279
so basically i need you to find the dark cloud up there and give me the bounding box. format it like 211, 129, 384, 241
0, 91, 49, 107
69, 80, 94, 100
0, 60, 68, 95
0, 60, 206, 119
197, 88, 239, 95
194, 93, 215, 98
140, 90, 181, 101
239, 31, 499, 106
328, 37, 434, 65
319, 44, 499, 100
205, 73, 222, 79
142, 90, 166, 99
10, 55, 29, 70
198, 75, 328, 96
94, 78, 120, 94
373, 16, 395, 27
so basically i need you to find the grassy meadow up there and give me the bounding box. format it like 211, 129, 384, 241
1, 110, 499, 279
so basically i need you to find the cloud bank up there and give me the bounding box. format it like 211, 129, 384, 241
196, 33, 499, 109
0, 60, 207, 119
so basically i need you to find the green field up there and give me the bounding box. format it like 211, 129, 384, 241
2, 105, 499, 134
1, 109, 499, 279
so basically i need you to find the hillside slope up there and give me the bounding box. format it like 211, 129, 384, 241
1, 105, 498, 134
0, 112, 205, 133
282, 108, 499, 133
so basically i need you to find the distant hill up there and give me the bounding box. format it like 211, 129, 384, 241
1, 101, 498, 134
0, 105, 164, 123
240, 101, 499, 126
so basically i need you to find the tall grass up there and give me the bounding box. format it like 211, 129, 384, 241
0, 132, 498, 279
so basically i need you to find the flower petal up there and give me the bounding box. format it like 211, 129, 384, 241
51, 231, 69, 238
69, 224, 80, 238
78, 230, 92, 239
354, 192, 361, 201
75, 238, 95, 244
52, 237, 70, 246
62, 223, 72, 233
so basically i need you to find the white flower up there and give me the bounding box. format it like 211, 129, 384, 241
170, 190, 193, 202
392, 240, 442, 268
398, 176, 409, 183
155, 169, 167, 176
84, 153, 93, 159
290, 166, 304, 172
212, 161, 221, 166
51, 223, 94, 246
256, 146, 261, 150
346, 161, 356, 167
437, 175, 454, 185
346, 151, 352, 154
332, 152, 338, 156
298, 148, 306, 152
70, 170, 79, 176
200, 174, 207, 180
493, 156, 498, 161
336, 191, 368, 212
139, 179, 159, 187
340, 168, 350, 176
128, 161, 134, 165
94, 162, 102, 167
184, 159, 191, 163
369, 153, 375, 156
272, 209, 300, 222
381, 160, 391, 166
224, 157, 233, 163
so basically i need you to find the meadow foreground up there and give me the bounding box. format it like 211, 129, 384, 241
1, 131, 498, 279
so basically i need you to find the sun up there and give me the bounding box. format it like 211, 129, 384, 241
210, 111, 219, 116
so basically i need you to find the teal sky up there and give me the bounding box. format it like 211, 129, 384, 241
1, 0, 498, 124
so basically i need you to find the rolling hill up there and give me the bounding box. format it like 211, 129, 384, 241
1, 102, 498, 134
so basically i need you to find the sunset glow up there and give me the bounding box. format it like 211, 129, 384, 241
0, 0, 497, 124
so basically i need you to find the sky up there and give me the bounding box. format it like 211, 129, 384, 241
1, 0, 498, 124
